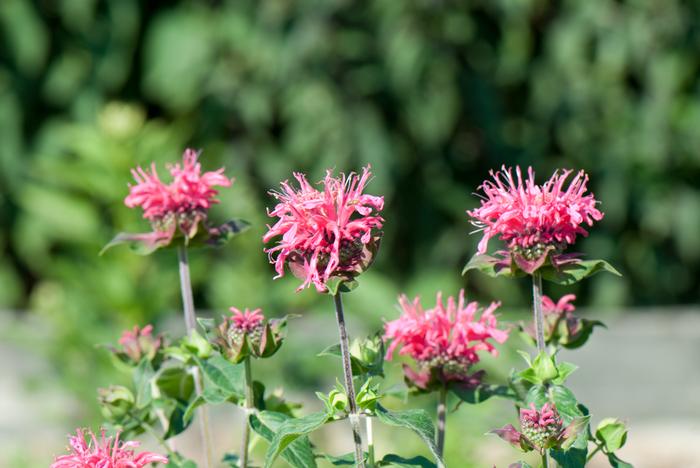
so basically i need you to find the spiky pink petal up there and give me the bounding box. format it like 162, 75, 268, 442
51, 428, 167, 467
467, 166, 603, 255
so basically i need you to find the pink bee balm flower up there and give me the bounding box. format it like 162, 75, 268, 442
467, 166, 603, 272
117, 324, 162, 364
51, 428, 167, 468
263, 166, 384, 292
216, 307, 285, 363
125, 148, 231, 238
230, 307, 265, 334
383, 290, 509, 389
519, 403, 563, 450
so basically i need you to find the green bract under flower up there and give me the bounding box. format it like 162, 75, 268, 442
212, 308, 287, 364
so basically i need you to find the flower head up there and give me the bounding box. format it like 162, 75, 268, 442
383, 290, 509, 390
467, 166, 603, 272
51, 428, 167, 468
124, 148, 231, 239
519, 403, 563, 451
263, 166, 384, 292
116, 324, 162, 364
214, 307, 286, 363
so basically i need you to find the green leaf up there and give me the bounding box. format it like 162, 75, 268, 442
595, 418, 628, 452
379, 453, 437, 467
550, 447, 588, 468
164, 401, 191, 438
319, 452, 365, 466
561, 319, 606, 350
317, 343, 370, 376
607, 452, 634, 468
561, 416, 591, 450
540, 259, 621, 285
250, 411, 317, 468
461, 253, 522, 278
374, 405, 443, 465
133, 358, 155, 409
325, 277, 359, 295
100, 231, 173, 256
221, 453, 240, 467
263, 410, 330, 468
197, 354, 245, 399
156, 367, 195, 402
552, 361, 578, 385
449, 382, 516, 404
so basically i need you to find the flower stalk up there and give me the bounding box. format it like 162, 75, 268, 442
332, 292, 365, 468
240, 357, 254, 467
177, 245, 214, 468
366, 416, 375, 468
436, 384, 447, 458
531, 271, 546, 354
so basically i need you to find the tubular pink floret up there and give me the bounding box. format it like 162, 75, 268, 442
467, 166, 603, 254
520, 403, 560, 429
542, 294, 576, 316
263, 165, 384, 291
51, 428, 167, 467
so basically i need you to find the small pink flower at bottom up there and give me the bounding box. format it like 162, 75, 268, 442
51, 428, 167, 467
383, 289, 509, 391
519, 402, 563, 450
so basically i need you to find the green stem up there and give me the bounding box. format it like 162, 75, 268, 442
532, 271, 546, 354
541, 451, 550, 468
436, 384, 447, 458
332, 292, 365, 468
177, 245, 214, 468
366, 416, 375, 468
240, 357, 254, 467
587, 442, 603, 462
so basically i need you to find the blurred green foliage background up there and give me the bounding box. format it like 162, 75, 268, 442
1, 0, 699, 465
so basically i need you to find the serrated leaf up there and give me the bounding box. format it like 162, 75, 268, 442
540, 259, 621, 285
197, 354, 245, 399
379, 453, 437, 467
250, 411, 317, 468
263, 411, 330, 468
461, 253, 523, 278
596, 418, 628, 452
374, 405, 443, 465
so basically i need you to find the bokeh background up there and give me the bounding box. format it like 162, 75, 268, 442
1, 0, 699, 466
